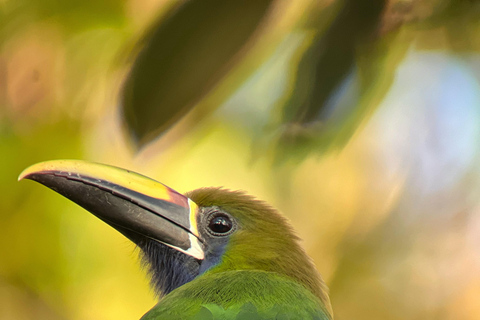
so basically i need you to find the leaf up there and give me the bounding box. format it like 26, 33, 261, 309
281, 0, 387, 126
121, 0, 276, 147
274, 0, 480, 162
272, 0, 392, 162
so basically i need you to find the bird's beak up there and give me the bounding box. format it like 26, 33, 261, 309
19, 160, 204, 260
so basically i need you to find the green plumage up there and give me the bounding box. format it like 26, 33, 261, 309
142, 188, 333, 319
142, 270, 329, 319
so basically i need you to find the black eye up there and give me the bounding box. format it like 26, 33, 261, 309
207, 213, 234, 236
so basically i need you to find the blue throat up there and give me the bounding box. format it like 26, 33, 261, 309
141, 240, 200, 296
140, 239, 227, 296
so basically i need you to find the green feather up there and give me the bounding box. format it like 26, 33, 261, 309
141, 271, 331, 319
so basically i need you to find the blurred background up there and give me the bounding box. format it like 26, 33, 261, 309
1, 0, 480, 319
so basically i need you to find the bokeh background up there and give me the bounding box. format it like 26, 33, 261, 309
1, 0, 480, 319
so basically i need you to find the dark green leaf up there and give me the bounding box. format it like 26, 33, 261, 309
272, 0, 390, 162
282, 0, 387, 126
122, 0, 275, 147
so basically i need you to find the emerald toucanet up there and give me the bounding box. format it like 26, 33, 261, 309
19, 160, 333, 319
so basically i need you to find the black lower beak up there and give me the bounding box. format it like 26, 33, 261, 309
19, 160, 204, 260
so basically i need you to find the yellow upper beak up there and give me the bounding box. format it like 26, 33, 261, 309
19, 160, 204, 260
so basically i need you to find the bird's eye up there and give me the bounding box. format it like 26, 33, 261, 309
207, 213, 234, 236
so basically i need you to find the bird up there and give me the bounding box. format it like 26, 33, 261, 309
19, 160, 333, 319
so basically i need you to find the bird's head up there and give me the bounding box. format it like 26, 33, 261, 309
19, 160, 330, 311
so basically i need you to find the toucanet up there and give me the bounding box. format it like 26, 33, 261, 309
19, 160, 333, 319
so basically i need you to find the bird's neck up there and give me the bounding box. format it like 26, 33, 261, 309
140, 239, 201, 297
201, 242, 332, 313
142, 270, 332, 319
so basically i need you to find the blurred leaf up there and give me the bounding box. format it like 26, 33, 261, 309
282, 0, 386, 125
275, 0, 480, 161
277, 0, 387, 155
122, 0, 276, 147
119, 0, 480, 154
